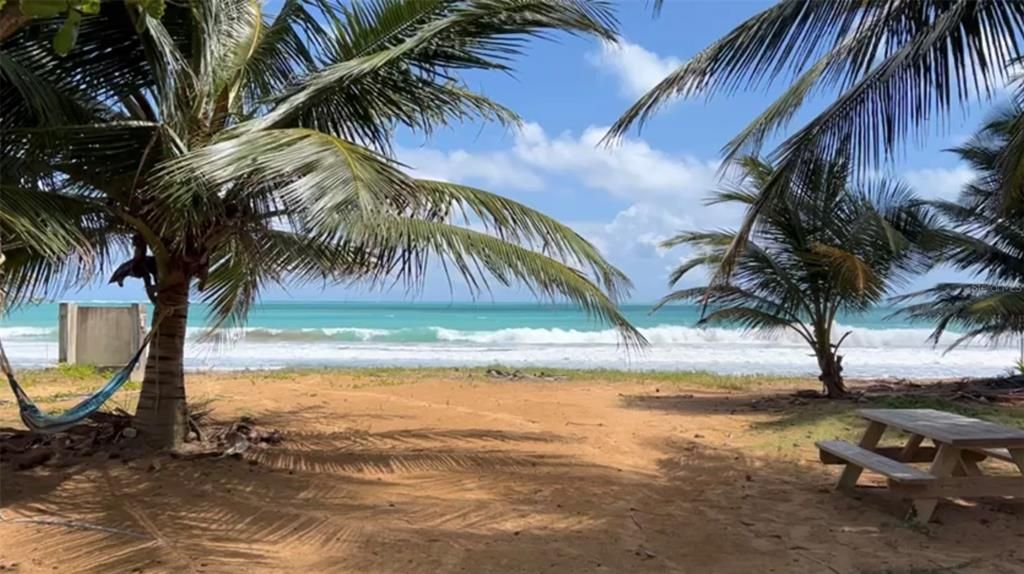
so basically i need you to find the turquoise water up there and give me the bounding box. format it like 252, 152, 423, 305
2, 301, 901, 338
0, 301, 1018, 377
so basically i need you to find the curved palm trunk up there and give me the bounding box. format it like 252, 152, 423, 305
816, 345, 846, 398
134, 272, 190, 448
812, 322, 846, 399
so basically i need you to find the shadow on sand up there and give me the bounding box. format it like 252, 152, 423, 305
2, 402, 1021, 574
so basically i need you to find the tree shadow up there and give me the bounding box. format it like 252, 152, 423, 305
1, 419, 582, 572
4, 406, 1023, 573
619, 392, 756, 416
620, 391, 1024, 439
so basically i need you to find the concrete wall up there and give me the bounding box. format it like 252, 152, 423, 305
59, 303, 148, 380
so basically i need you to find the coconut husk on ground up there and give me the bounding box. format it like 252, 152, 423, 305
0, 403, 283, 472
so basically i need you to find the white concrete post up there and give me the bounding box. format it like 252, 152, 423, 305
130, 303, 147, 381
58, 302, 78, 364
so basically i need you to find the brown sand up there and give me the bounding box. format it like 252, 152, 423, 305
1, 372, 1022, 573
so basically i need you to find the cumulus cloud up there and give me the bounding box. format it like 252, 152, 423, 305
393, 121, 746, 299
397, 146, 545, 191
572, 203, 692, 261
399, 122, 724, 204
512, 122, 721, 203
902, 166, 975, 200
586, 39, 681, 98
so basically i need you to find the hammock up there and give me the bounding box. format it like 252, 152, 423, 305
0, 329, 154, 434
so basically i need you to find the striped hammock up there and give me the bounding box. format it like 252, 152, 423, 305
0, 331, 152, 434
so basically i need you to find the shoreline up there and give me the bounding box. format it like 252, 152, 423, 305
13, 363, 947, 383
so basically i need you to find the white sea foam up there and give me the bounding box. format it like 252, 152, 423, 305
0, 326, 57, 338
431, 324, 959, 348
165, 340, 1017, 380
1, 320, 1018, 379
0, 322, 966, 347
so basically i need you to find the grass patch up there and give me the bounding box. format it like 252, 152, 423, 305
747, 394, 1024, 455
55, 362, 102, 379
466, 365, 812, 391
351, 377, 416, 390
199, 365, 810, 392
40, 390, 85, 403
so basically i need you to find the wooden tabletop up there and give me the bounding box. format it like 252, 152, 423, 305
858, 409, 1024, 448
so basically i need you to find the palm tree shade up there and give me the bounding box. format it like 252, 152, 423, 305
0, 0, 645, 447
657, 157, 941, 397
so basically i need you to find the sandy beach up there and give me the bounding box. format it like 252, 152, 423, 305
2, 369, 1022, 573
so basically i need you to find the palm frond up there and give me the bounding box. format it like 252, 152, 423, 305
251, 0, 616, 150
341, 215, 645, 347
0, 185, 122, 307
609, 1, 1024, 285
413, 179, 632, 298
3, 0, 642, 348
609, 1, 1022, 160
657, 155, 941, 366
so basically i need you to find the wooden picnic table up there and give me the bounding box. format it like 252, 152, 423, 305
817, 408, 1024, 522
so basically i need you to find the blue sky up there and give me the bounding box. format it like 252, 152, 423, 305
78, 1, 1006, 304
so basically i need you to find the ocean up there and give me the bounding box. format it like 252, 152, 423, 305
0, 301, 1020, 379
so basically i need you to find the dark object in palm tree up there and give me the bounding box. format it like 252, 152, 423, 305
656, 157, 939, 398
609, 0, 1023, 283
896, 104, 1024, 353
0, 0, 643, 448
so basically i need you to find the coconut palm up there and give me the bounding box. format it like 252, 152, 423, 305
897, 104, 1024, 351
657, 157, 939, 397
0, 0, 645, 448
608, 0, 1024, 280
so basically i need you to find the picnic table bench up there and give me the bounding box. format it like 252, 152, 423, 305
816, 409, 1024, 522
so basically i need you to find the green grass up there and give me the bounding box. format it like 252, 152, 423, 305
55, 362, 106, 379
748, 395, 1024, 455
448, 365, 810, 391
351, 377, 417, 389
208, 365, 807, 392
5, 363, 809, 395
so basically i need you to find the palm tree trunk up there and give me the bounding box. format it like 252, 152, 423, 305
0, 2, 30, 43
817, 347, 846, 399
134, 273, 190, 449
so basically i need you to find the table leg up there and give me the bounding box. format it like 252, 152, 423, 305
957, 457, 984, 477
1010, 449, 1024, 474
899, 434, 925, 462
911, 443, 961, 523
837, 421, 886, 489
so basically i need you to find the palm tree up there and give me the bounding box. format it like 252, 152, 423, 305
897, 104, 1024, 353
656, 157, 939, 397
0, 0, 645, 448
608, 0, 1024, 280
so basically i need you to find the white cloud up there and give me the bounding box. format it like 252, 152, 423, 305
573, 203, 692, 262
394, 121, 735, 300
397, 146, 545, 191
902, 166, 975, 200
586, 39, 681, 98
399, 122, 724, 204
512, 122, 721, 203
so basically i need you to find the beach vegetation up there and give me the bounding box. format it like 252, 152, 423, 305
610, 1, 1024, 284
0, 0, 643, 448
655, 156, 942, 398
896, 103, 1024, 355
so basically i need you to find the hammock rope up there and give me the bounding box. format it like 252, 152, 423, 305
0, 316, 160, 434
